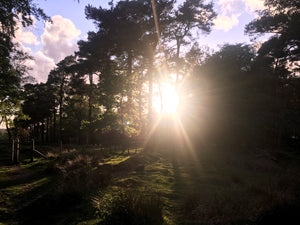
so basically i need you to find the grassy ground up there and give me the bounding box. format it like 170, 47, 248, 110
0, 142, 54, 224
109, 147, 300, 224
0, 143, 299, 224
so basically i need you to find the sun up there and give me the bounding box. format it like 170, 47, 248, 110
154, 82, 179, 114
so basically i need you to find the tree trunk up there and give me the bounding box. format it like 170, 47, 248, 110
4, 115, 11, 142
53, 109, 56, 143
127, 50, 133, 98
175, 36, 181, 86
120, 95, 125, 135
41, 120, 45, 144
88, 73, 93, 124
158, 81, 163, 113
87, 73, 93, 145
137, 87, 144, 134
147, 55, 154, 133
59, 81, 63, 144
35, 123, 39, 143
46, 116, 49, 143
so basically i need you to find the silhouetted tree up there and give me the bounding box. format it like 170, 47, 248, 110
0, 1, 49, 140
47, 55, 77, 144
245, 0, 300, 75
163, 0, 216, 84
22, 83, 56, 143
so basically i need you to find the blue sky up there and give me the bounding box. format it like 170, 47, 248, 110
15, 0, 266, 83
1, 0, 266, 129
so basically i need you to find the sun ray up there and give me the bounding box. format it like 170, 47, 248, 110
153, 82, 179, 114
174, 117, 196, 156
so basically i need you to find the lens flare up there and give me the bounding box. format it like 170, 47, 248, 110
154, 82, 179, 114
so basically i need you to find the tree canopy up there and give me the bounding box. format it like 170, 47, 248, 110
0, 0, 299, 150
0, 0, 49, 139
245, 0, 300, 75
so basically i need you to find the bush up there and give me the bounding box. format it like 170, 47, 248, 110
92, 189, 163, 225
46, 149, 110, 194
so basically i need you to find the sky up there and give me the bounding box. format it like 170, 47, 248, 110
14, 0, 266, 83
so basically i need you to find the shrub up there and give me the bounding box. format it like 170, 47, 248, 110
92, 189, 163, 225
46, 150, 110, 194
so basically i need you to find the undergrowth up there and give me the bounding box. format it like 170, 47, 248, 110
92, 188, 163, 225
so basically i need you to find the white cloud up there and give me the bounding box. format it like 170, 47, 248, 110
217, 0, 265, 13
41, 15, 81, 63
29, 15, 81, 82
26, 51, 56, 83
14, 17, 39, 45
213, 14, 240, 31
13, 15, 81, 83
15, 29, 38, 45
217, 0, 245, 15
213, 0, 265, 31
243, 0, 265, 12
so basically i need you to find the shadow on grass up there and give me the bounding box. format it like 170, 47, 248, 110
13, 148, 146, 225
168, 147, 300, 225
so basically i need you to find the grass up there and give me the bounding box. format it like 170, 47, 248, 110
100, 148, 143, 165
0, 145, 145, 224
0, 159, 54, 224
92, 188, 163, 225
0, 144, 299, 224
110, 147, 300, 225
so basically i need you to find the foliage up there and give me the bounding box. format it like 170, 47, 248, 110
46, 149, 110, 194
186, 42, 300, 148
0, 0, 49, 140
2, 0, 299, 151
93, 189, 163, 225
245, 0, 300, 74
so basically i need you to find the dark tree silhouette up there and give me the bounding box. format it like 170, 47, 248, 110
245, 0, 300, 75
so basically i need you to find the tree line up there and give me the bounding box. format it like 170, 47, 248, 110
0, 0, 299, 149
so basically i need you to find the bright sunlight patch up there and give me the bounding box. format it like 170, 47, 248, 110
154, 82, 179, 114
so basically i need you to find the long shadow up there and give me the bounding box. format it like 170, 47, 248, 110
0, 168, 46, 189
17, 191, 87, 225
0, 174, 56, 224
15, 150, 146, 225
0, 143, 12, 166
168, 150, 210, 224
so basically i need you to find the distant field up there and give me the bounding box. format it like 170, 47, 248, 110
0, 145, 299, 225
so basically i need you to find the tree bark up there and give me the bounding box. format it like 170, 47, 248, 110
53, 109, 56, 143
4, 115, 11, 142
41, 120, 45, 144
175, 36, 181, 86
59, 80, 63, 143
147, 55, 154, 133
158, 81, 163, 113
87, 73, 93, 145
46, 116, 49, 143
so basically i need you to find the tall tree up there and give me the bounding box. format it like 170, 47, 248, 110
188, 44, 256, 147
163, 0, 216, 84
245, 0, 300, 75
22, 83, 56, 143
84, 0, 176, 133
0, 0, 48, 140
47, 55, 77, 144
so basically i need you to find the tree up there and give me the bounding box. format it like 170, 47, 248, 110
187, 44, 257, 147
22, 83, 56, 143
0, 0, 49, 140
47, 55, 77, 144
163, 0, 216, 84
245, 0, 300, 75
84, 0, 177, 133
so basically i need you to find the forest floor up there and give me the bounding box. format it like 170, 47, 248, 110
0, 143, 299, 225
